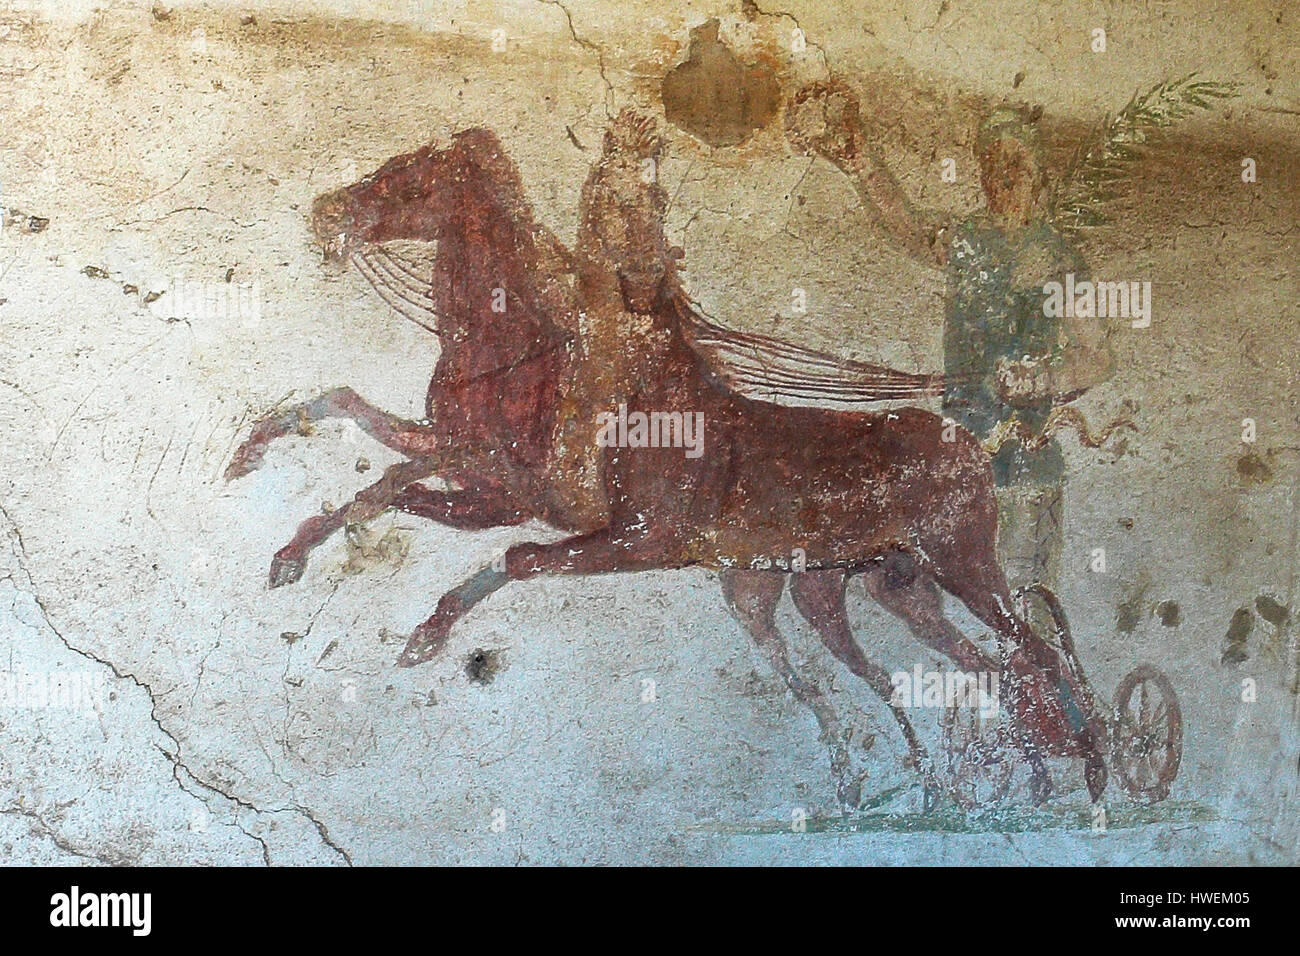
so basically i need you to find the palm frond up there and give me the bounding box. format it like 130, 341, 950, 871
1049, 74, 1238, 242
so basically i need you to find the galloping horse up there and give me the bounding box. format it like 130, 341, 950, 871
225, 114, 1106, 806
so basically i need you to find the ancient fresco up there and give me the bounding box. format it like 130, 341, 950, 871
0, 1, 1297, 864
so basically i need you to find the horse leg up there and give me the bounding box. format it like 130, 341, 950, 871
268, 458, 437, 587
720, 570, 858, 811
226, 386, 434, 480
922, 545, 1107, 801
858, 552, 997, 674
394, 526, 673, 666
267, 438, 526, 586
391, 482, 530, 530
789, 570, 934, 794
920, 547, 1060, 684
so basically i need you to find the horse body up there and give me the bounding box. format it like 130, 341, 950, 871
230, 119, 1105, 807
583, 303, 998, 579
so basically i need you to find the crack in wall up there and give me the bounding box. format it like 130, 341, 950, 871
537, 0, 613, 116
743, 0, 833, 73
1, 803, 129, 866
0, 502, 352, 866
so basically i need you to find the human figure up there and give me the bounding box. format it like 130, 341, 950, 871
947, 108, 1114, 592
547, 109, 683, 529
784, 84, 1114, 595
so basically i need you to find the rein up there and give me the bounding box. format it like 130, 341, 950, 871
350, 243, 571, 391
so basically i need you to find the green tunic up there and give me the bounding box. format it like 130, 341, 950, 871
942, 216, 1086, 487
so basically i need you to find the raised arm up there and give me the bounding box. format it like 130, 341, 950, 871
784, 80, 949, 268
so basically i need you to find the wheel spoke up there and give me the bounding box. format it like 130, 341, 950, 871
1117, 708, 1144, 750
1135, 752, 1152, 788
1150, 743, 1170, 776
1144, 751, 1161, 786
1147, 701, 1168, 732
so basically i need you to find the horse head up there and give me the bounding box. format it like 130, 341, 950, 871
312, 128, 529, 261
310, 128, 579, 360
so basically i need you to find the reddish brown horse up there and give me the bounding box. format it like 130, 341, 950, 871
226, 119, 1106, 806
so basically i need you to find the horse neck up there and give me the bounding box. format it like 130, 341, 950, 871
429, 232, 569, 382
422, 227, 571, 472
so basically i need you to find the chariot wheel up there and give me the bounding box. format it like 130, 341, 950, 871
940, 703, 1015, 809
1110, 664, 1182, 803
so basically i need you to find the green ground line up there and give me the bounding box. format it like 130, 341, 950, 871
691, 791, 1218, 836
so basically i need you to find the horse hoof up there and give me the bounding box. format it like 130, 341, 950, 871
837, 779, 862, 814
395, 638, 431, 668
1029, 766, 1053, 805
395, 629, 444, 668
223, 457, 253, 482
269, 554, 306, 588
1085, 756, 1108, 802
224, 439, 267, 481
923, 782, 940, 814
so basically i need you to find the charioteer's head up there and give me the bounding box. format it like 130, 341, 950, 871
782, 79, 864, 170
976, 107, 1048, 229
580, 108, 684, 313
